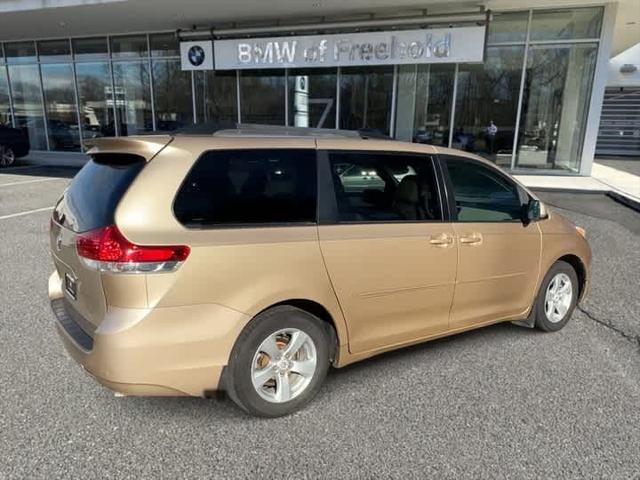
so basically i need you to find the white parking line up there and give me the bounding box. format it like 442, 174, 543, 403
0, 206, 54, 220
0, 177, 62, 187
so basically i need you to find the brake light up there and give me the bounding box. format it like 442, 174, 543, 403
76, 225, 189, 273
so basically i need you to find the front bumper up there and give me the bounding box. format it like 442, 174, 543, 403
48, 271, 250, 397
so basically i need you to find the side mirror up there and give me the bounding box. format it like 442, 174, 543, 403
522, 199, 541, 225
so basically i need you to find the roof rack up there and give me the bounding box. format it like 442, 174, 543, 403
173, 122, 391, 140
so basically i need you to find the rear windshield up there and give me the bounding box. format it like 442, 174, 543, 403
53, 154, 145, 232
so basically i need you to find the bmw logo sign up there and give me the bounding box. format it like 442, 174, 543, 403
188, 45, 206, 67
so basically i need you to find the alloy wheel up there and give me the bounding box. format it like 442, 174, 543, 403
544, 273, 573, 323
251, 328, 317, 403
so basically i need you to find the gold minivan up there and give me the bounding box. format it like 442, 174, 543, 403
49, 126, 591, 417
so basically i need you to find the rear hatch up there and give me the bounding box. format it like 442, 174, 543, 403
50, 136, 171, 331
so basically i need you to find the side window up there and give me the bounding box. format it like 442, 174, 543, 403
174, 149, 317, 227
444, 157, 523, 222
329, 151, 441, 222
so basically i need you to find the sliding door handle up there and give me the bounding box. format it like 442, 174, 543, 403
429, 233, 454, 247
459, 233, 483, 245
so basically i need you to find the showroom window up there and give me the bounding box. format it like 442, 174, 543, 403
194, 70, 238, 124
340, 66, 394, 135
239, 69, 286, 125
288, 68, 337, 129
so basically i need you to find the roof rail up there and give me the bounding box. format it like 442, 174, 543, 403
173, 122, 391, 140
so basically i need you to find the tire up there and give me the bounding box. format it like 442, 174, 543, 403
534, 261, 579, 332
0, 145, 16, 167
225, 306, 332, 417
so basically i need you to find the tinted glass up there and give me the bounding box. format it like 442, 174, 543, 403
149, 33, 180, 57
0, 68, 11, 126
76, 62, 116, 143
152, 59, 193, 131
195, 70, 238, 123
113, 62, 152, 135
54, 154, 145, 232
340, 66, 393, 135
287, 68, 337, 128
239, 70, 285, 125
38, 40, 71, 62
487, 12, 529, 43
8, 64, 47, 149
516, 44, 598, 172
42, 63, 81, 151
4, 42, 36, 63
174, 149, 317, 227
110, 35, 147, 58
330, 152, 441, 222
445, 158, 522, 222
453, 46, 524, 166
72, 37, 108, 61
530, 7, 603, 41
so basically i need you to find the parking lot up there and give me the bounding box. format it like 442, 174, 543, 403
1, 165, 639, 479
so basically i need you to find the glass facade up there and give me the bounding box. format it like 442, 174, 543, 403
0, 6, 604, 172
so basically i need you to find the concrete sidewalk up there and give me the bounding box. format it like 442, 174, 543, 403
515, 158, 640, 211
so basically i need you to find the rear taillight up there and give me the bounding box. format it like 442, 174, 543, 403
76, 224, 190, 274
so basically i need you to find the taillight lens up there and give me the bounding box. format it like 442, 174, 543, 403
76, 225, 189, 273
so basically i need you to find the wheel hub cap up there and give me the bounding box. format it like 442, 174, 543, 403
251, 328, 318, 404
544, 273, 573, 323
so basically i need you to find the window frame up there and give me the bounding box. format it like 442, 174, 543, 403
437, 154, 530, 224
317, 149, 447, 225
171, 147, 319, 230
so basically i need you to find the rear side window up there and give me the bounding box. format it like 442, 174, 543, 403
444, 157, 523, 222
54, 154, 145, 232
329, 151, 442, 222
174, 149, 317, 227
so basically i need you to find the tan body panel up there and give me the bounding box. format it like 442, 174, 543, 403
48, 132, 592, 395
318, 223, 457, 353
450, 221, 542, 328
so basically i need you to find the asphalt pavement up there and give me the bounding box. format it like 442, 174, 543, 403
1, 166, 639, 479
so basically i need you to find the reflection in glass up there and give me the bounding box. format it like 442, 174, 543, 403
38, 40, 71, 63
150, 33, 180, 57
454, 46, 524, 165
530, 7, 603, 41
72, 37, 108, 61
76, 62, 116, 144
110, 35, 147, 58
516, 44, 598, 172
8, 64, 47, 149
194, 70, 237, 124
0, 68, 11, 125
412, 64, 455, 146
487, 11, 529, 43
340, 66, 393, 135
287, 68, 336, 129
113, 62, 152, 135
240, 70, 285, 125
41, 63, 80, 151
4, 42, 37, 64
152, 59, 192, 131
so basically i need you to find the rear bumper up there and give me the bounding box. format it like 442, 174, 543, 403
48, 271, 250, 397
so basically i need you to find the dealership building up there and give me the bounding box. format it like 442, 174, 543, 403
0, 0, 638, 175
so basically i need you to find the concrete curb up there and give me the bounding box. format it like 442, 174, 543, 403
607, 191, 640, 213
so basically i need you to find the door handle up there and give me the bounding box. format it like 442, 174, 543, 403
459, 233, 483, 245
429, 233, 454, 247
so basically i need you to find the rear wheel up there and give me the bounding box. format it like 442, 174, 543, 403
534, 261, 579, 332
0, 146, 15, 167
225, 306, 332, 417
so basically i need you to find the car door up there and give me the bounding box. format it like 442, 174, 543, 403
440, 155, 542, 329
317, 148, 457, 354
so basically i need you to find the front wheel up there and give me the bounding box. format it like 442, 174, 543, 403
225, 306, 332, 417
534, 261, 579, 332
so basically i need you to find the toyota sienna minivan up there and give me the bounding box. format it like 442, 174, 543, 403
49, 126, 591, 417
